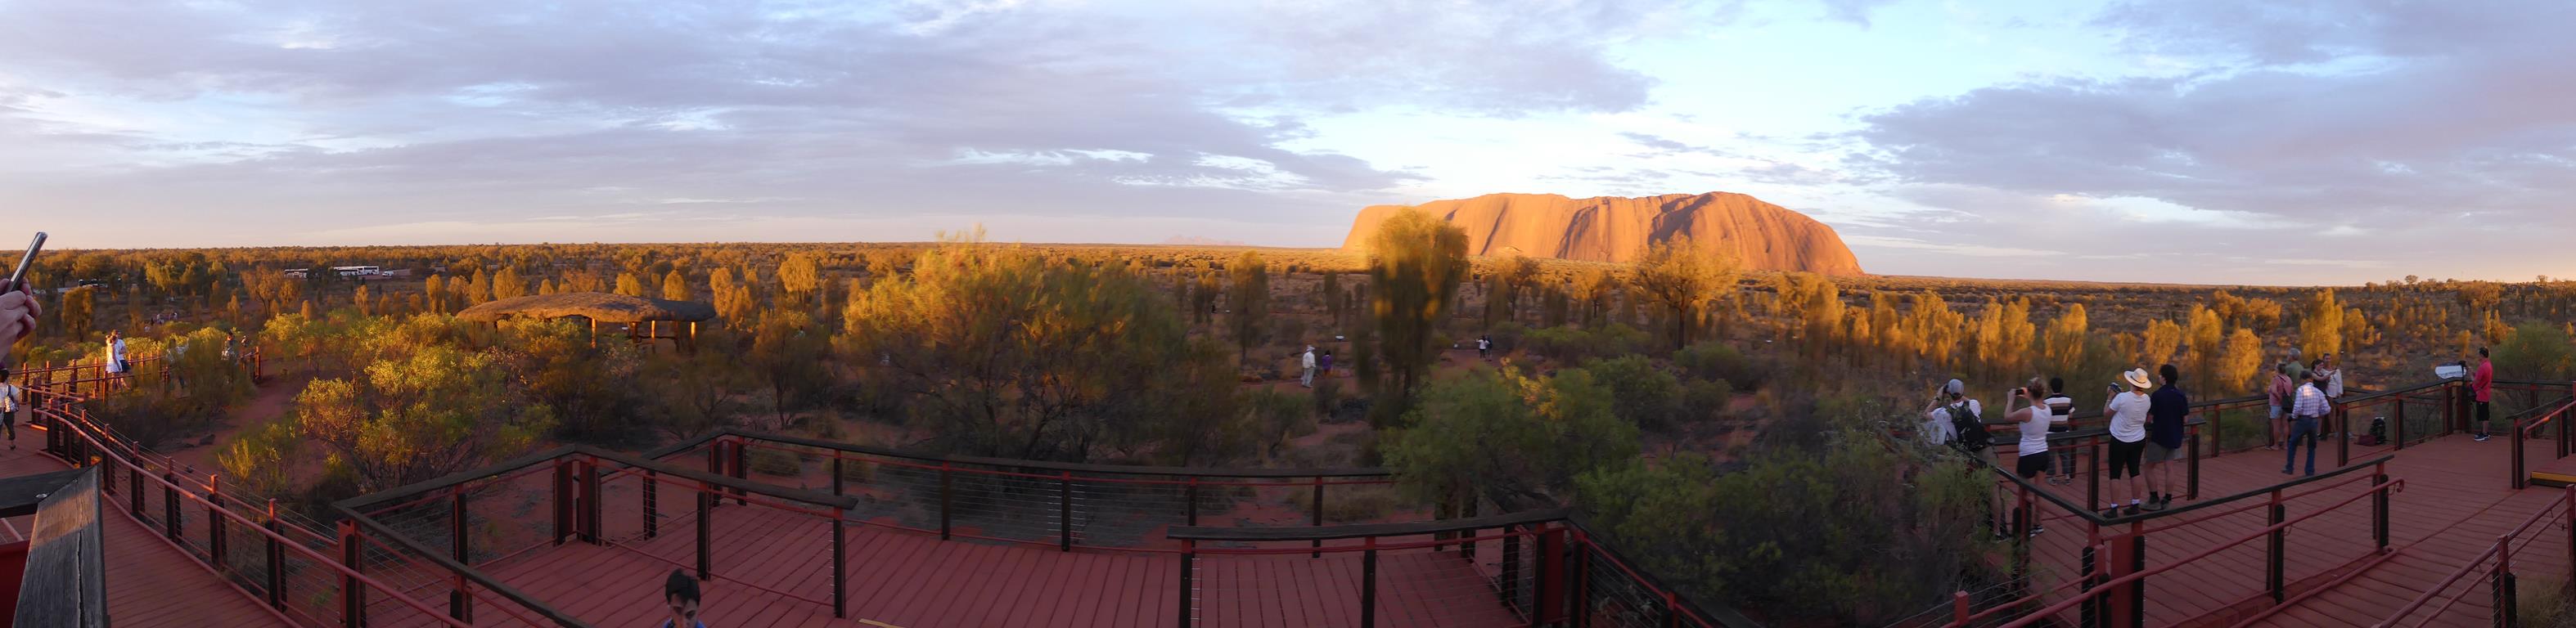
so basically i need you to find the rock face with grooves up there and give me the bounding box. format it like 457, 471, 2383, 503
1341, 192, 1865, 276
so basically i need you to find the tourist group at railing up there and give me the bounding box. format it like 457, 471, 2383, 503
1906, 350, 2576, 628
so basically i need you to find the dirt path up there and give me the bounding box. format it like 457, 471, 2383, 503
161, 374, 308, 474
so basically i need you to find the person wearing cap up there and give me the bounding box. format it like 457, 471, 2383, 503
1919, 379, 1975, 448
2142, 364, 2191, 511
2286, 370, 2332, 476
1299, 345, 1317, 388
2103, 368, 2155, 516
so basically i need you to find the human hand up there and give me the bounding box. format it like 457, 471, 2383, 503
0, 286, 38, 362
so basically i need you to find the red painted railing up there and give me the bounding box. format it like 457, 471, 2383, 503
2376, 485, 2576, 627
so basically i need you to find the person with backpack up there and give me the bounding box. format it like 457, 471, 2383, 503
1921, 379, 1981, 451
2104, 368, 2155, 516
2043, 378, 2077, 485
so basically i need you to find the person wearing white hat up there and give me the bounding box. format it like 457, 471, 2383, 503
1299, 345, 1317, 388
2102, 368, 2155, 516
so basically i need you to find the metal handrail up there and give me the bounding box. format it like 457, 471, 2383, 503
2375, 486, 2576, 627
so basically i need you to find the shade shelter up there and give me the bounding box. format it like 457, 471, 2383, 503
456, 292, 717, 350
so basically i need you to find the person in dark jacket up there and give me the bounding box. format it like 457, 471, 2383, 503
2142, 364, 2191, 511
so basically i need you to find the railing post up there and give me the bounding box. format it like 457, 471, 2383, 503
2128, 532, 2147, 628
728, 441, 746, 505
1312, 476, 1326, 558
1536, 526, 1566, 623
162, 471, 180, 541
2336, 402, 2350, 466
2188, 430, 2201, 500
2375, 470, 2392, 552
209, 474, 227, 572
2495, 537, 2520, 628
1060, 471, 1074, 551
579, 458, 601, 544
1185, 478, 1200, 527
338, 519, 365, 628
450, 487, 472, 621
1361, 536, 1379, 628
832, 518, 848, 618
551, 459, 570, 545
2515, 418, 2529, 491
643, 469, 659, 539
1178, 541, 1196, 628
265, 499, 284, 609
939, 462, 954, 541
696, 482, 713, 579
831, 455, 845, 496
2268, 491, 2286, 604
2212, 406, 2223, 458
1952, 590, 1970, 626
2087, 436, 2101, 511
2397, 397, 2409, 450
1572, 531, 1592, 628
2080, 542, 2099, 628
1461, 494, 1478, 561
2565, 485, 2575, 574
1501, 524, 1523, 610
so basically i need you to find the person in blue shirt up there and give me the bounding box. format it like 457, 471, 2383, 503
663, 570, 708, 628
2143, 364, 2191, 511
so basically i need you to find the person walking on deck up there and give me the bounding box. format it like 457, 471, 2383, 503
2474, 347, 2495, 441
2286, 372, 2331, 476
2104, 369, 2155, 516
2144, 365, 2190, 510
2043, 378, 2076, 485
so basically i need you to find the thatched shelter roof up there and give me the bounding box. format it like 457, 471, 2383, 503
456, 292, 717, 323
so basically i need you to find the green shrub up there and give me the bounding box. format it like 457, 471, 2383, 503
746, 447, 803, 477
1487, 321, 1527, 352
1675, 342, 1767, 392
1523, 324, 1653, 365
1682, 378, 1734, 424
2520, 576, 2574, 628
1576, 355, 1682, 432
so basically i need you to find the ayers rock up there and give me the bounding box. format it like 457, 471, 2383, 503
1340, 192, 1865, 276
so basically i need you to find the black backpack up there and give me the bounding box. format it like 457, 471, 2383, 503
1949, 403, 1992, 451
2358, 416, 2388, 446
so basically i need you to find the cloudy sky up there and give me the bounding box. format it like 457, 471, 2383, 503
2, 0, 2569, 284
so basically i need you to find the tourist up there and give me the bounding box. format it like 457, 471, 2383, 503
1299, 345, 1317, 388
2104, 369, 2155, 517
2266, 363, 2295, 450
2007, 378, 2051, 536
1318, 350, 1333, 377
106, 330, 128, 389
1918, 379, 1970, 448
0, 286, 33, 366
2475, 347, 2495, 441
2286, 371, 2331, 475
2043, 378, 2077, 485
1477, 335, 1492, 360
2143, 364, 2190, 511
0, 366, 18, 449
2317, 354, 2344, 437
663, 570, 707, 628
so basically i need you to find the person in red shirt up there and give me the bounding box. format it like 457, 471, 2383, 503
2474, 347, 2495, 442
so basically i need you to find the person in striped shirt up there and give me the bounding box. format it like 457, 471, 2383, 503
2285, 372, 2332, 477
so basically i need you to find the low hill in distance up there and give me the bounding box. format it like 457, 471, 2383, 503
1340, 191, 1866, 276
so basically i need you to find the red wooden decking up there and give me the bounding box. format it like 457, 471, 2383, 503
1997, 433, 2565, 627
0, 444, 292, 627
475, 505, 1523, 627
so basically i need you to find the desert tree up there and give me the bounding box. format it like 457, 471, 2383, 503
1227, 250, 1271, 367
2139, 317, 2182, 368
613, 271, 646, 298
290, 335, 556, 491
661, 268, 691, 302
1629, 236, 1740, 350
2299, 289, 2344, 358
842, 237, 1236, 462
491, 266, 528, 300
2042, 303, 2093, 375
1362, 208, 1469, 424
